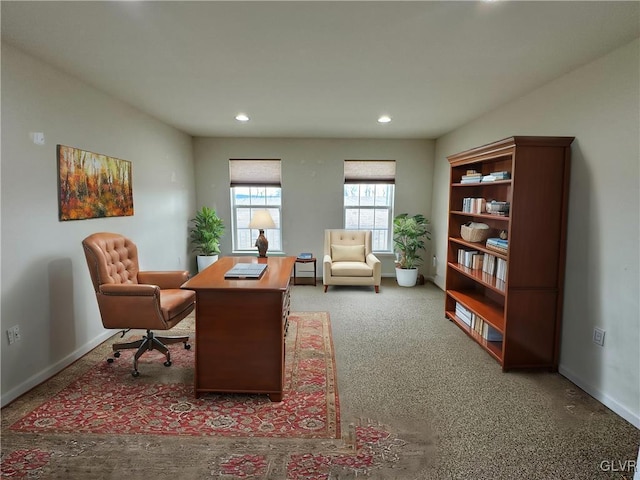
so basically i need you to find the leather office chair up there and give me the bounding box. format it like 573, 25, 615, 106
323, 229, 381, 293
82, 232, 196, 377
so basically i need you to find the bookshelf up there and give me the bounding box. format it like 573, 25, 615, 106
445, 136, 574, 371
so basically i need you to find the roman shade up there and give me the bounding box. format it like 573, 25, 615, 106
229, 159, 281, 187
344, 160, 396, 184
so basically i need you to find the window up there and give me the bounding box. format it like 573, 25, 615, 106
229, 159, 282, 253
343, 160, 395, 252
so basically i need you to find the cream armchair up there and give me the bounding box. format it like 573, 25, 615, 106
323, 229, 381, 293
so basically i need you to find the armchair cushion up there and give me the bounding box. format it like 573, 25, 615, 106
331, 244, 365, 263
331, 261, 373, 277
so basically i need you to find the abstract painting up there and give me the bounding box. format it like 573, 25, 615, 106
57, 145, 133, 221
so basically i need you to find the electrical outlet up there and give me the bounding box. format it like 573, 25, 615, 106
6, 326, 20, 344
13, 325, 21, 342
593, 327, 605, 346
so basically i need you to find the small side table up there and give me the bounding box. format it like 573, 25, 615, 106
294, 257, 317, 286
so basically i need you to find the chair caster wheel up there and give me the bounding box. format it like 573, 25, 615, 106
114, 351, 121, 358
107, 358, 114, 364
132, 370, 140, 377
184, 343, 191, 350
164, 361, 172, 367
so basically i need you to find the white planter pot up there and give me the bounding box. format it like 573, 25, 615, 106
395, 267, 418, 287
197, 254, 219, 272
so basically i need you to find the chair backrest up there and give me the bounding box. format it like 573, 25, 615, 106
82, 232, 140, 292
324, 229, 372, 258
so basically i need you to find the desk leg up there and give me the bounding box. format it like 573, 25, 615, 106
269, 392, 283, 402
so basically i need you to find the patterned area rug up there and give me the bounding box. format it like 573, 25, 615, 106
1, 312, 423, 479
8, 312, 339, 439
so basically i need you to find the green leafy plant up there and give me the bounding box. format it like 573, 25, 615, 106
393, 213, 431, 269
189, 206, 225, 256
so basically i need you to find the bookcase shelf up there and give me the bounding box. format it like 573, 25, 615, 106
445, 136, 573, 371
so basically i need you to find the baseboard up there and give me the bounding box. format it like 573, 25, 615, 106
559, 364, 640, 429
1, 329, 115, 408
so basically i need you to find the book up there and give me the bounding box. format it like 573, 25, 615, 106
482, 323, 503, 342
224, 263, 268, 279
297, 252, 313, 260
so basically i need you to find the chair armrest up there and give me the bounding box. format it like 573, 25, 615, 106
99, 283, 159, 296
366, 252, 381, 266
366, 253, 382, 277
323, 255, 333, 280
138, 271, 190, 289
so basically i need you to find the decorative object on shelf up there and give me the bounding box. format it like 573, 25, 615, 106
189, 206, 225, 272
57, 145, 133, 221
249, 210, 276, 257
297, 252, 313, 260
460, 222, 490, 243
393, 213, 431, 287
486, 200, 510, 215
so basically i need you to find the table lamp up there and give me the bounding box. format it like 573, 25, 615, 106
249, 210, 276, 257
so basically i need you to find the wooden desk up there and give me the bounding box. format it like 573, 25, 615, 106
181, 256, 295, 401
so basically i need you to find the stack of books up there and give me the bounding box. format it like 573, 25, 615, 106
460, 170, 482, 184
486, 237, 508, 254
481, 171, 511, 182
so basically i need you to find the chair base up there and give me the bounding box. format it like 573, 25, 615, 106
109, 329, 191, 377
323, 285, 379, 293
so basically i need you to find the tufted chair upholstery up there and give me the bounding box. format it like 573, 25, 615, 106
82, 232, 195, 376
323, 229, 381, 293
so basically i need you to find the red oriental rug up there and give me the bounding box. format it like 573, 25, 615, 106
2, 312, 422, 479
8, 312, 339, 439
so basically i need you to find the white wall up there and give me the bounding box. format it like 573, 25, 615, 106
431, 39, 640, 427
0, 44, 197, 405
192, 137, 435, 276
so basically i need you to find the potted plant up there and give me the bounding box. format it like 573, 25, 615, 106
393, 213, 431, 287
189, 206, 225, 272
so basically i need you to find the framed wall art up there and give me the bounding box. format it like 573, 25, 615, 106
57, 145, 134, 221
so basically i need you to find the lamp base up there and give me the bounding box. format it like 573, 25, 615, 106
255, 230, 269, 258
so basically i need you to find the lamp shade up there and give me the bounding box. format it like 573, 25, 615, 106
249, 210, 276, 229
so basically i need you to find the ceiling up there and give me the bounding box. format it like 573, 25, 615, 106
2, 1, 639, 139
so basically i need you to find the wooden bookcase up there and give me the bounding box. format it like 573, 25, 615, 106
445, 136, 574, 371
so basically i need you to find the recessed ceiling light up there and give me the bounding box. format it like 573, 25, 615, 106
235, 114, 250, 122
378, 115, 391, 124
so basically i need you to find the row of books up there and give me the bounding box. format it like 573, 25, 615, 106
457, 248, 507, 281
455, 302, 503, 342
461, 197, 486, 214
458, 248, 483, 270
483, 253, 507, 281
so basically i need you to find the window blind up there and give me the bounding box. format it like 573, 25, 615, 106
229, 159, 281, 187
344, 160, 396, 184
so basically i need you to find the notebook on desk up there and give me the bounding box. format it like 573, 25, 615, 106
224, 263, 268, 279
